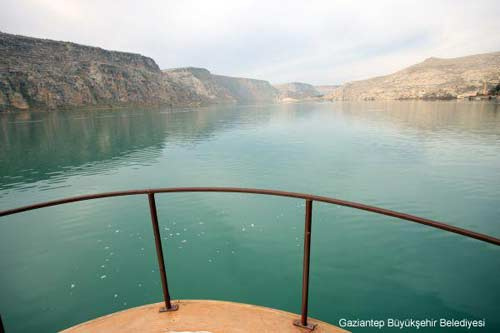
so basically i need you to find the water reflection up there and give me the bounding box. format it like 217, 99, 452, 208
0, 105, 269, 189
1, 101, 500, 191
336, 100, 500, 133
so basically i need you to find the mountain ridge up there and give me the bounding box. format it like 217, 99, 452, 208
1, 31, 499, 111
273, 82, 322, 102
327, 52, 500, 100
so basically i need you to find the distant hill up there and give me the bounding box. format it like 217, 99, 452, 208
327, 52, 500, 100
273, 82, 321, 101
314, 85, 340, 96
163, 67, 279, 105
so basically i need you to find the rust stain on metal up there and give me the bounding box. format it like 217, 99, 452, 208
148, 193, 178, 312
1, 187, 498, 245
61, 300, 350, 333
294, 199, 317, 330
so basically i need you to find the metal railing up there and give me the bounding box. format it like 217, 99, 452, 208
1, 187, 499, 331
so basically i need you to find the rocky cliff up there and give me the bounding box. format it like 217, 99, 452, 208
162, 67, 236, 105
163, 67, 279, 105
0, 32, 191, 111
327, 52, 500, 100
274, 82, 321, 101
212, 74, 278, 104
0, 32, 278, 111
314, 85, 340, 96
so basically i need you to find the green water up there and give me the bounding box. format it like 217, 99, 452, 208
0, 101, 499, 332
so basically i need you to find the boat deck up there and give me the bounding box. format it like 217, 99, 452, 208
61, 300, 349, 333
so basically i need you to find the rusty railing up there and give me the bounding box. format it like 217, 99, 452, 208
1, 187, 499, 330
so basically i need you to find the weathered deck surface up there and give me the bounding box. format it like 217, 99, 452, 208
61, 300, 349, 333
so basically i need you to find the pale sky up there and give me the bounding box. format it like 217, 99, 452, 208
1, 0, 499, 85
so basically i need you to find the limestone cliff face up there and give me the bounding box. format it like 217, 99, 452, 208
0, 32, 188, 111
163, 67, 279, 105
327, 52, 500, 100
274, 82, 321, 101
162, 67, 237, 105
314, 85, 340, 96
0, 33, 279, 111
212, 74, 278, 104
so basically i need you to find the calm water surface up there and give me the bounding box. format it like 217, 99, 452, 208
0, 101, 499, 332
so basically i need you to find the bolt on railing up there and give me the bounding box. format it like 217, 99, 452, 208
1, 187, 499, 331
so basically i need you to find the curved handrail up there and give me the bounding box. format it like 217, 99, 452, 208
1, 187, 499, 330
1, 187, 499, 245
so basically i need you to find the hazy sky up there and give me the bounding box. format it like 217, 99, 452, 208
1, 0, 499, 85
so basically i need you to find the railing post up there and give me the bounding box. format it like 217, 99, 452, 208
147, 193, 178, 312
294, 199, 316, 330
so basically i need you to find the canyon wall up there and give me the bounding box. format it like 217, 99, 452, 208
0, 33, 278, 111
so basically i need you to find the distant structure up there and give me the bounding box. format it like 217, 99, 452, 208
466, 81, 500, 100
